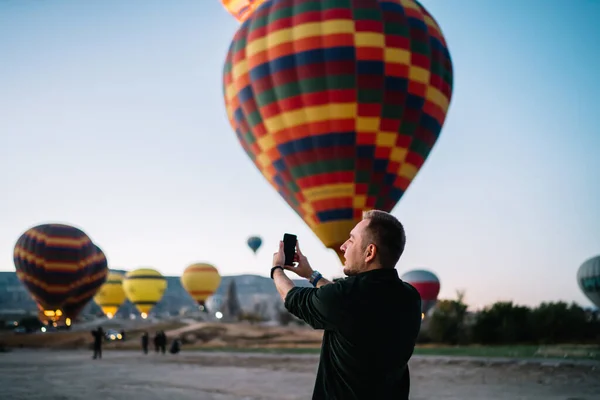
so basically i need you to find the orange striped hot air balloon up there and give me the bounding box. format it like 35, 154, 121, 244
13, 223, 98, 322
181, 263, 221, 311
220, 0, 266, 23
222, 0, 453, 263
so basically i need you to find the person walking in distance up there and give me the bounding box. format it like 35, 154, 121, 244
159, 331, 167, 354
153, 331, 160, 353
271, 210, 422, 400
141, 332, 149, 354
91, 327, 104, 360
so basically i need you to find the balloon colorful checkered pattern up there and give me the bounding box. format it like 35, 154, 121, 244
223, 0, 453, 259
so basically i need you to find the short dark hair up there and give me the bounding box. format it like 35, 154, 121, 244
362, 210, 406, 268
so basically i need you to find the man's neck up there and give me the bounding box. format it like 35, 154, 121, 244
362, 264, 384, 273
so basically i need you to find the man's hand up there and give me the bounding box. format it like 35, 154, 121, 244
284, 240, 314, 280
272, 241, 295, 301
272, 240, 286, 267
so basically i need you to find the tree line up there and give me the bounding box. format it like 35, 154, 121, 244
421, 291, 600, 345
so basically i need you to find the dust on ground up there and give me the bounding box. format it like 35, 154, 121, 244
0, 349, 598, 400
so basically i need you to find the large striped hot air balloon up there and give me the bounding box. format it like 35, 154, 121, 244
13, 224, 98, 321
181, 263, 222, 311
401, 269, 440, 316
62, 244, 109, 321
577, 255, 600, 309
93, 272, 127, 319
247, 235, 263, 254
122, 268, 167, 318
221, 0, 265, 23
223, 0, 453, 262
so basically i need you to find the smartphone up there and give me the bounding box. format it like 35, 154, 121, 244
283, 233, 297, 266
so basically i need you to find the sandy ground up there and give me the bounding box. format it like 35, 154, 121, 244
0, 349, 598, 400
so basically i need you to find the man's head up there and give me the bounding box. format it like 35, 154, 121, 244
339, 210, 406, 276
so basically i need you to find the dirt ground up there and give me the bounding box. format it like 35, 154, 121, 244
0, 349, 598, 400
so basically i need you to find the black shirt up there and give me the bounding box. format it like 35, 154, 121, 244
284, 268, 422, 400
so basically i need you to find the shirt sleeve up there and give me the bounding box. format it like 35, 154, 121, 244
283, 283, 345, 330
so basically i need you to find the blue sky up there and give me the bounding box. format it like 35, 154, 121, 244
0, 0, 598, 309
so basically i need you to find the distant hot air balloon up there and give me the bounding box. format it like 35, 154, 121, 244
223, 0, 453, 263
577, 255, 600, 309
220, 0, 265, 23
401, 269, 440, 316
122, 268, 167, 318
181, 263, 222, 311
247, 236, 263, 254
13, 223, 97, 322
62, 244, 109, 321
93, 272, 127, 319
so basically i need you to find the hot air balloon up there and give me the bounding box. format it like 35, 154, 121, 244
181, 263, 221, 311
62, 244, 109, 321
401, 269, 440, 316
577, 255, 600, 309
247, 236, 263, 254
93, 272, 127, 319
13, 223, 98, 322
222, 0, 453, 263
122, 268, 167, 318
220, 0, 265, 23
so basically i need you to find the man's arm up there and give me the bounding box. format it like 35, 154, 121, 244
273, 268, 331, 301
314, 276, 332, 287
272, 268, 295, 302
270, 240, 344, 330
282, 281, 347, 330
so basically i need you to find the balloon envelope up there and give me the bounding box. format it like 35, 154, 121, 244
122, 268, 167, 317
220, 0, 265, 23
401, 269, 440, 314
94, 272, 127, 318
247, 236, 263, 254
181, 263, 222, 308
13, 224, 97, 317
577, 255, 600, 309
223, 0, 453, 262
62, 244, 109, 320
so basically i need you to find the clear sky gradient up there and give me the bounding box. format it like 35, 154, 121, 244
1, 0, 598, 309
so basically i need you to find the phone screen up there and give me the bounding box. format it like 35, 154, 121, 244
283, 233, 297, 266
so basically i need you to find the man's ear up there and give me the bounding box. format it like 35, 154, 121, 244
365, 243, 377, 263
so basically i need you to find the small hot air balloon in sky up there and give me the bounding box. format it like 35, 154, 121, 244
122, 268, 167, 318
62, 244, 109, 321
13, 223, 97, 321
220, 0, 265, 23
577, 255, 600, 309
93, 272, 127, 319
401, 269, 440, 316
222, 0, 453, 263
247, 236, 263, 254
181, 263, 222, 311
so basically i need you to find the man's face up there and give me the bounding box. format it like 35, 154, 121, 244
339, 219, 370, 276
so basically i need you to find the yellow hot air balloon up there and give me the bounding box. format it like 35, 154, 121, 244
122, 268, 167, 318
93, 272, 126, 319
181, 263, 221, 310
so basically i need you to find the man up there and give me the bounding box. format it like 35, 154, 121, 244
141, 331, 149, 354
159, 330, 167, 354
271, 210, 422, 399
91, 326, 104, 360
